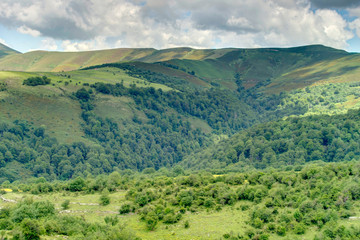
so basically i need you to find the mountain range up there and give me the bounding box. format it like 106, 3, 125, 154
0, 43, 360, 181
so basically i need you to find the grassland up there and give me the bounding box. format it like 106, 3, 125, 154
0, 67, 172, 143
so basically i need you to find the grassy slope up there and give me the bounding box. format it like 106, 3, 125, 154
0, 68, 172, 143
135, 45, 353, 92
0, 43, 20, 59
0, 45, 359, 144
2, 188, 360, 240
0, 47, 232, 72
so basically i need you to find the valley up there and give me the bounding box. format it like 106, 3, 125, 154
1, 43, 360, 239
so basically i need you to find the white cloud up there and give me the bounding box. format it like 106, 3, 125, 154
41, 38, 58, 51
0, 38, 5, 45
0, 0, 355, 50
17, 25, 41, 37
61, 37, 109, 51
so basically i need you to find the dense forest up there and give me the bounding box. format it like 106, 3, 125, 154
1, 77, 360, 182
183, 109, 360, 171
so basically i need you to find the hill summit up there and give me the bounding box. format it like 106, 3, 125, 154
0, 43, 19, 58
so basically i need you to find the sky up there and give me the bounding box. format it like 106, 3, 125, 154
1, 0, 360, 53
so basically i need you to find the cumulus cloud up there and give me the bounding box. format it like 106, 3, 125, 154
61, 37, 109, 51
17, 25, 41, 37
41, 38, 58, 51
0, 0, 355, 50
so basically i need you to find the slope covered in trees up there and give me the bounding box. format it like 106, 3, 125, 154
183, 109, 360, 171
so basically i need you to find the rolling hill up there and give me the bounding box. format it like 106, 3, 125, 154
2, 44, 360, 240
0, 44, 360, 181
0, 43, 19, 59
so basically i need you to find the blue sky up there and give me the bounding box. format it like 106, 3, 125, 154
1, 0, 360, 53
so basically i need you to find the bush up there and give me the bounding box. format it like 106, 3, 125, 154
0, 219, 13, 230
276, 225, 286, 236
23, 76, 51, 86
145, 212, 158, 231
119, 203, 134, 214
294, 223, 306, 235
104, 215, 119, 226
75, 88, 91, 101
21, 218, 41, 240
184, 220, 190, 228
68, 177, 87, 192
163, 213, 182, 224
61, 200, 70, 210
100, 190, 110, 206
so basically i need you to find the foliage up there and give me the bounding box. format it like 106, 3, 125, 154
184, 108, 360, 170
23, 76, 50, 86
61, 199, 70, 210
2, 161, 360, 239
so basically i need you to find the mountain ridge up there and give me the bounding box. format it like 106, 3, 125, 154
0, 44, 351, 72
0, 43, 20, 59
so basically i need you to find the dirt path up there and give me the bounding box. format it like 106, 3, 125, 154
0, 195, 17, 203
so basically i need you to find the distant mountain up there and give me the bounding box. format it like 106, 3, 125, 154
0, 44, 350, 74
0, 43, 20, 59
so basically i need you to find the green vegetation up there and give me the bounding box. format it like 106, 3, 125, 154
0, 44, 360, 239
1, 161, 360, 239
0, 43, 19, 59
23, 76, 51, 86
184, 108, 360, 170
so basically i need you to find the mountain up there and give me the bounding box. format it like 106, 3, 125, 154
181, 108, 360, 171
0, 44, 350, 74
0, 43, 19, 59
0, 44, 360, 181
2, 44, 360, 240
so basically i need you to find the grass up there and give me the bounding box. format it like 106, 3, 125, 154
266, 55, 360, 94
0, 68, 172, 143
276, 81, 360, 117
0, 48, 233, 73
0, 191, 251, 240
3, 190, 360, 240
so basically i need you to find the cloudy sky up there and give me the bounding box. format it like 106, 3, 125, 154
1, 0, 360, 52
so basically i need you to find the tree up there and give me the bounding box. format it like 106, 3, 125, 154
61, 200, 70, 210
68, 177, 86, 192
100, 189, 110, 206
145, 212, 158, 231
75, 88, 91, 101
21, 218, 41, 240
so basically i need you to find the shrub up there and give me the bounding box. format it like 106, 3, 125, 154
21, 218, 41, 240
61, 200, 70, 210
68, 177, 86, 192
294, 223, 306, 235
75, 88, 91, 101
184, 220, 190, 228
0, 219, 13, 230
23, 76, 51, 86
119, 203, 134, 214
100, 190, 111, 206
145, 212, 158, 231
104, 215, 119, 226
276, 225, 286, 236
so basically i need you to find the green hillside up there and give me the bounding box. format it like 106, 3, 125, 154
0, 43, 19, 59
0, 44, 360, 182
182, 108, 360, 171
1, 44, 360, 239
